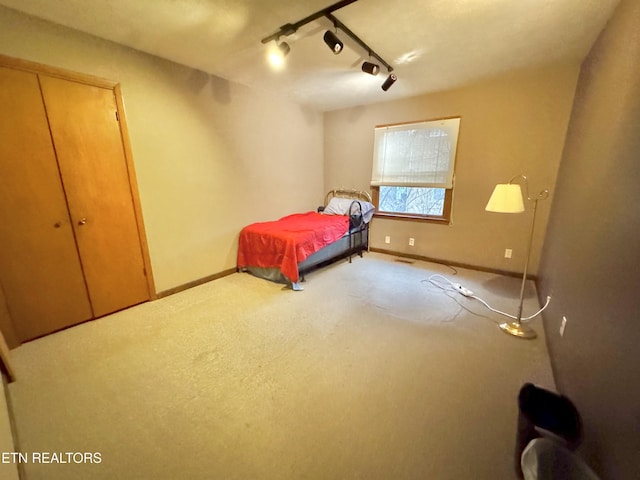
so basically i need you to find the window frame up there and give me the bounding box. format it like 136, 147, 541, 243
372, 186, 454, 224
371, 116, 460, 225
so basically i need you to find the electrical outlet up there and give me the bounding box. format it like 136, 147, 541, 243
505, 248, 513, 259
385, 235, 391, 244
409, 237, 415, 246
560, 316, 567, 337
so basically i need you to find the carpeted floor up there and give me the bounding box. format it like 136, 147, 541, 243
7, 252, 554, 479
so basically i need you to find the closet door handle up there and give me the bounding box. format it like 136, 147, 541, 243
54, 222, 62, 228
78, 217, 87, 226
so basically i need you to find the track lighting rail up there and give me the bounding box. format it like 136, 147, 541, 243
261, 0, 393, 73
325, 13, 393, 72
260, 0, 358, 44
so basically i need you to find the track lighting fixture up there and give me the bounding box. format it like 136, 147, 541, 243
261, 0, 397, 91
323, 30, 343, 54
361, 61, 380, 76
381, 73, 397, 91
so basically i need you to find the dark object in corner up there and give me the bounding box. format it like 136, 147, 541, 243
515, 382, 583, 478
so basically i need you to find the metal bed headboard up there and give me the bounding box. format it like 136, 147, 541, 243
324, 189, 372, 205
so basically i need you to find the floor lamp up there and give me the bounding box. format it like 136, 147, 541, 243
485, 175, 549, 339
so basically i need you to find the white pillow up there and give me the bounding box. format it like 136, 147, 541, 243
323, 197, 354, 215
323, 197, 376, 223
359, 201, 376, 223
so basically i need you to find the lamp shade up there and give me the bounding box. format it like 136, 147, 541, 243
485, 184, 525, 213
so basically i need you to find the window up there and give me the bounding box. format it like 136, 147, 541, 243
371, 117, 460, 223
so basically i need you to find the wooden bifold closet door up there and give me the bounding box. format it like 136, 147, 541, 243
0, 67, 93, 341
0, 60, 153, 343
39, 76, 150, 318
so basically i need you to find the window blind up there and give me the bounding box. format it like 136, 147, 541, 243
371, 117, 460, 189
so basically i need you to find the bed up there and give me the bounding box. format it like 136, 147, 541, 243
237, 189, 374, 290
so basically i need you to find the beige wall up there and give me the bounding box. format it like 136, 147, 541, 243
324, 64, 580, 275
538, 0, 640, 476
0, 6, 324, 293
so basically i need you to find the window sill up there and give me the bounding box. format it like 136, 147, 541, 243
373, 212, 451, 225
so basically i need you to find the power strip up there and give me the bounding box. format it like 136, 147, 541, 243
452, 283, 474, 297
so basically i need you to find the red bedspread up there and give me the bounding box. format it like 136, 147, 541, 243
237, 212, 349, 283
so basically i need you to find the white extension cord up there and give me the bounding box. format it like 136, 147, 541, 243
427, 274, 551, 322
452, 282, 474, 297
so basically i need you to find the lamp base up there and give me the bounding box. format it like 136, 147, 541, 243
499, 321, 537, 339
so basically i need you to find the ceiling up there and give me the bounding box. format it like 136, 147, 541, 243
0, 0, 621, 111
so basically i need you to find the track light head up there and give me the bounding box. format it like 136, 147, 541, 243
323, 30, 343, 54
278, 41, 291, 57
381, 73, 397, 91
268, 41, 290, 68
361, 61, 380, 76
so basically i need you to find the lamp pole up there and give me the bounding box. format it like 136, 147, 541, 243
499, 177, 549, 339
